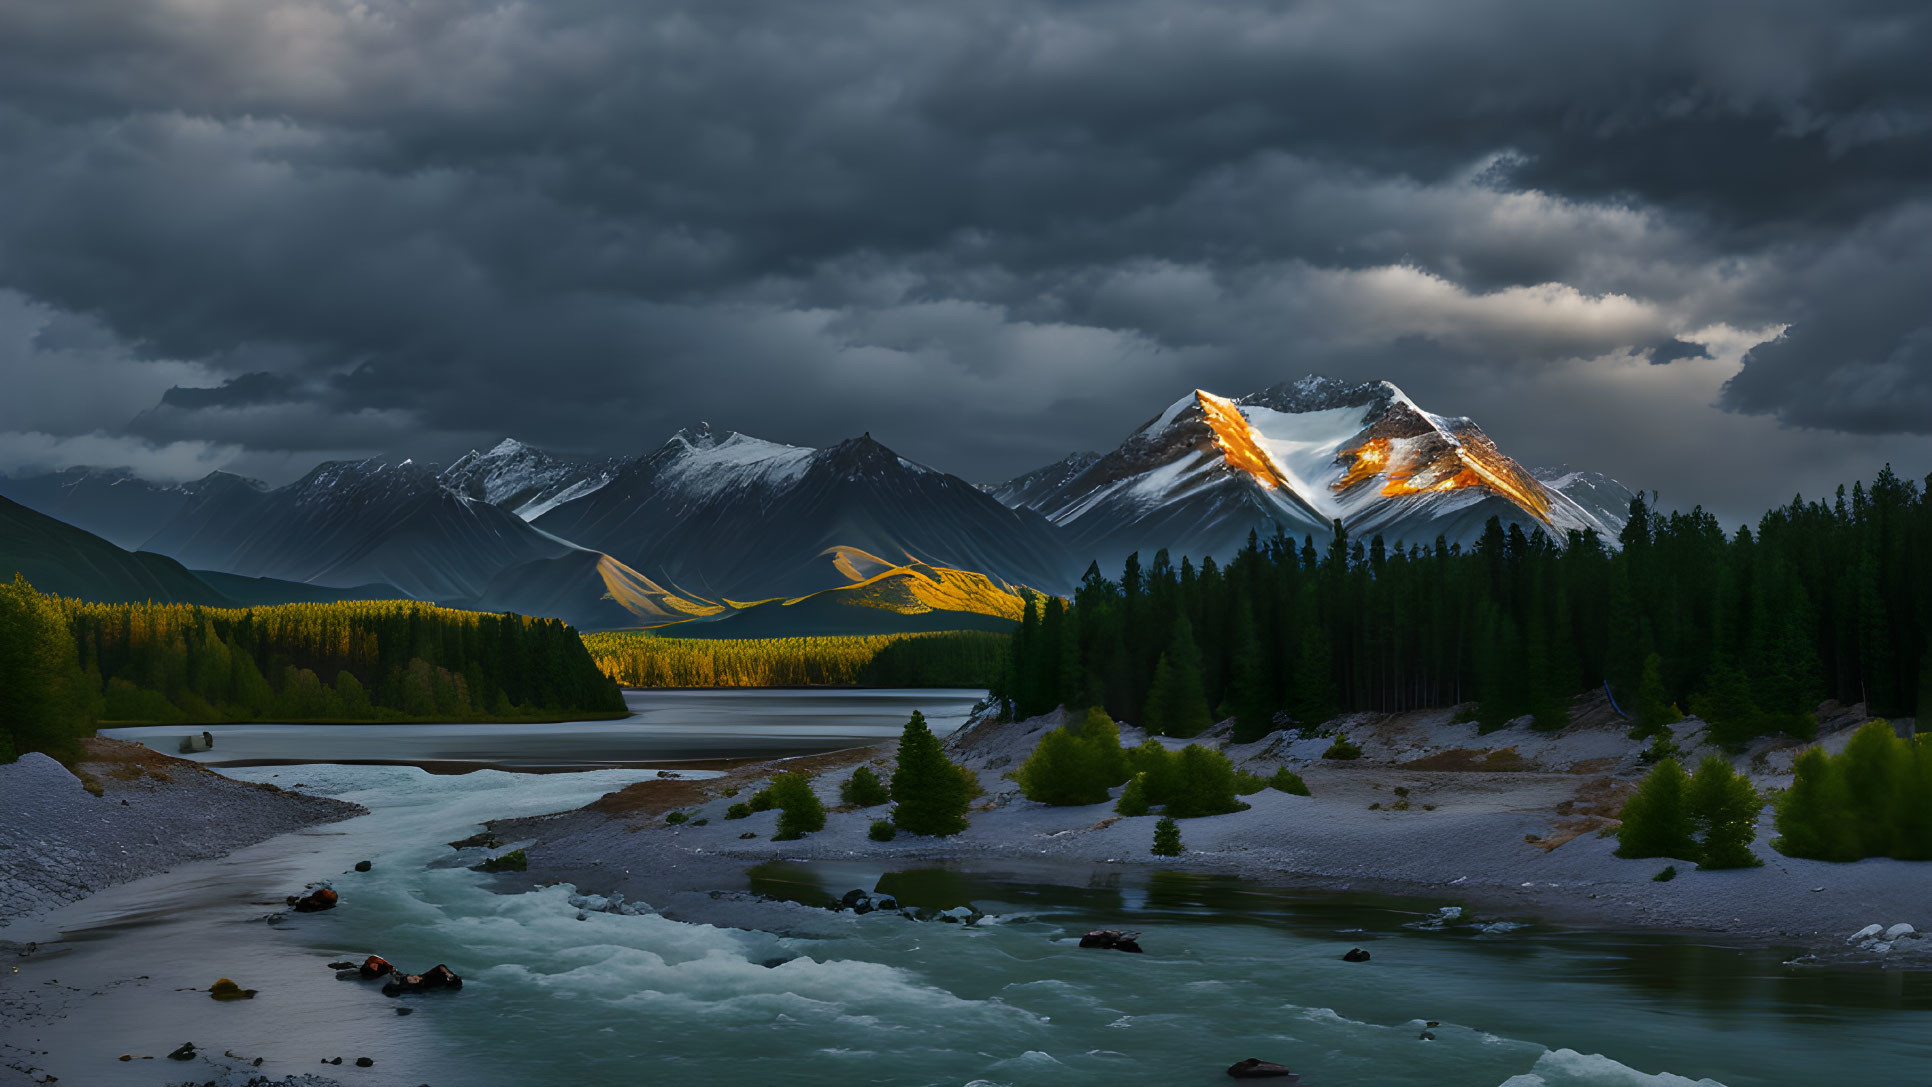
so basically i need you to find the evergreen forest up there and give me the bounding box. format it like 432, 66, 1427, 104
1, 575, 625, 762
582, 630, 1007, 688
998, 468, 1932, 747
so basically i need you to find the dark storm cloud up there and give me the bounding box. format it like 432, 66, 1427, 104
160, 371, 302, 410
0, 0, 1927, 512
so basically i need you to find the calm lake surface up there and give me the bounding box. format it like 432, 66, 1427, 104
25, 690, 1930, 1087
102, 687, 986, 768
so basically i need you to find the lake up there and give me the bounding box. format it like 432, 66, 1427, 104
21, 689, 1931, 1086
101, 687, 988, 769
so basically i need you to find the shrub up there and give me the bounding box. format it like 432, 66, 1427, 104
747, 789, 775, 813
1687, 756, 1764, 869
1014, 707, 1131, 806
475, 849, 527, 873
1165, 745, 1244, 817
1322, 736, 1363, 760
1233, 771, 1268, 796
1150, 816, 1183, 857
724, 802, 752, 820
1775, 721, 1930, 862
868, 820, 897, 842
665, 810, 690, 825
1615, 758, 1700, 861
1115, 772, 1150, 816
841, 766, 891, 808
890, 710, 976, 836
766, 772, 826, 841
1652, 865, 1677, 882
1269, 767, 1312, 796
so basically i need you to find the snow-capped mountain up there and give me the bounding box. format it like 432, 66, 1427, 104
140, 456, 577, 601
531, 424, 1078, 600
995, 376, 1632, 569
983, 452, 1102, 509
439, 438, 620, 521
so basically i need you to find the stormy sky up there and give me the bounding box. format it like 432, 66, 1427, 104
2, 0, 1928, 527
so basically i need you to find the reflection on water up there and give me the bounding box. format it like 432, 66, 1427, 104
102, 687, 986, 769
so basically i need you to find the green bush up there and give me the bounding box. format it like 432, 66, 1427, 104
1114, 772, 1150, 816
1269, 767, 1312, 796
1322, 736, 1363, 760
1150, 816, 1184, 857
1775, 720, 1932, 861
1652, 865, 1677, 882
841, 766, 892, 807
665, 810, 690, 825
724, 802, 752, 820
890, 710, 977, 836
747, 789, 775, 813
1688, 756, 1764, 869
766, 772, 826, 841
868, 820, 897, 842
1013, 707, 1131, 805
1233, 771, 1268, 796
1615, 758, 1700, 861
475, 849, 527, 873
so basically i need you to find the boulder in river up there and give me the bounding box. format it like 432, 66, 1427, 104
1226, 1057, 1298, 1079
1342, 947, 1371, 962
208, 978, 257, 1001
167, 1042, 197, 1061
287, 887, 338, 912
353, 860, 373, 872
1078, 929, 1143, 953
359, 955, 394, 979
382, 963, 463, 996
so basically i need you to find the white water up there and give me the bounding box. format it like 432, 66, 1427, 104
13, 690, 1932, 1086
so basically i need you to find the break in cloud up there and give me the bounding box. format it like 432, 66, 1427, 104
0, 0, 1927, 524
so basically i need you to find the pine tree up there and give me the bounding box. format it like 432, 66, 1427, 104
1146, 618, 1212, 737
1632, 653, 1681, 739
1615, 758, 1700, 861
1150, 815, 1183, 857
0, 575, 98, 764
890, 710, 974, 836
1687, 757, 1763, 869
1228, 601, 1275, 743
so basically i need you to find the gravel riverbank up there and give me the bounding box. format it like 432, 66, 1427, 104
0, 738, 365, 931
507, 700, 1931, 961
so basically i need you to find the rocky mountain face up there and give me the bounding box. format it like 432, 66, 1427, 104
139, 457, 576, 602
993, 376, 1632, 572
530, 425, 1077, 602
0, 467, 264, 551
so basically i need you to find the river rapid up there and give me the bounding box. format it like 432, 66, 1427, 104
10, 690, 1929, 1087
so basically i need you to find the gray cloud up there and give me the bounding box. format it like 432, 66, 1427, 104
0, 0, 1925, 518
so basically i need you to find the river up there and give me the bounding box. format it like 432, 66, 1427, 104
11, 690, 1930, 1086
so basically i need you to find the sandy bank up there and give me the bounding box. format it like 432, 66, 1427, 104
506, 700, 1930, 960
0, 738, 365, 931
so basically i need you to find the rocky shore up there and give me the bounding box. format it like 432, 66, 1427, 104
504, 699, 1931, 960
0, 738, 365, 931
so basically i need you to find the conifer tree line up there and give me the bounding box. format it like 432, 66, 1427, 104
2, 577, 624, 759
998, 468, 1932, 746
582, 630, 1007, 688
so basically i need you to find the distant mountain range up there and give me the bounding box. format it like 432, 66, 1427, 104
0, 377, 1634, 631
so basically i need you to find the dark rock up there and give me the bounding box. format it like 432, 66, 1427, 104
1342, 948, 1371, 962
874, 895, 898, 911
286, 887, 338, 913
1079, 929, 1144, 953
167, 1043, 197, 1061
1418, 1031, 1436, 1041
353, 860, 372, 873
840, 889, 870, 910
760, 957, 794, 969
395, 1006, 414, 1016
356, 1057, 375, 1067
327, 961, 356, 970
448, 831, 499, 850
738, 831, 757, 839
382, 963, 463, 996
208, 978, 257, 1001
1227, 1057, 1298, 1079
